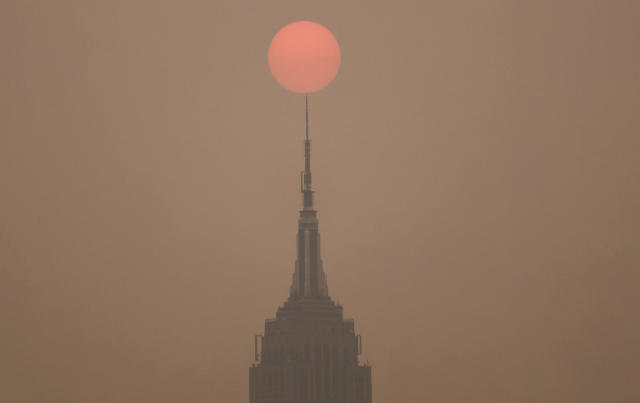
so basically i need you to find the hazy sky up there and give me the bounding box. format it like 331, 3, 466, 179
1, 1, 639, 402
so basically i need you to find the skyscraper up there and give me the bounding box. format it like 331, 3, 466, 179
249, 97, 372, 403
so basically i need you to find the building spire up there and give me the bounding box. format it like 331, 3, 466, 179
302, 94, 313, 210
290, 94, 329, 299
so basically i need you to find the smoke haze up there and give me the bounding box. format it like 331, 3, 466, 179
1, 1, 639, 402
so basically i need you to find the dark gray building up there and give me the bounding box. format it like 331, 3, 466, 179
249, 98, 372, 403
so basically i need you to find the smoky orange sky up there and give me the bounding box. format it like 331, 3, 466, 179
1, 1, 639, 402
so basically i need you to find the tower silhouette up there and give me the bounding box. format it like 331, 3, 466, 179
249, 96, 372, 403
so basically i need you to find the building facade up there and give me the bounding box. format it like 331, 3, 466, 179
249, 98, 372, 403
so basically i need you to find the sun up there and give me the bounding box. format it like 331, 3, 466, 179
268, 21, 341, 93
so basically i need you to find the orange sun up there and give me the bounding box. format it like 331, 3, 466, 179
268, 21, 341, 93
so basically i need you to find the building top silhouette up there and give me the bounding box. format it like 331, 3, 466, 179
249, 96, 372, 403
